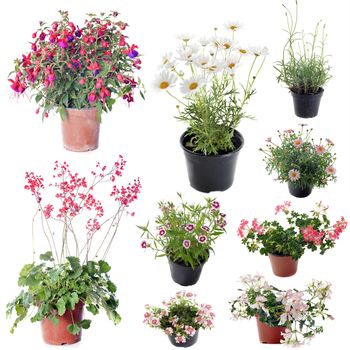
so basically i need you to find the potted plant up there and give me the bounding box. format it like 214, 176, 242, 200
6, 157, 141, 344
260, 125, 337, 197
230, 274, 333, 345
153, 24, 267, 192
8, 10, 144, 152
237, 201, 347, 277
138, 194, 226, 285
144, 291, 215, 347
275, 0, 331, 118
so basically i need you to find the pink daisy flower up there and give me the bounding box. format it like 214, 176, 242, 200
288, 169, 300, 182
315, 145, 326, 155
325, 166, 336, 175
293, 138, 303, 149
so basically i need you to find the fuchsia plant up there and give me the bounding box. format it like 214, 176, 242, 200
25, 156, 141, 263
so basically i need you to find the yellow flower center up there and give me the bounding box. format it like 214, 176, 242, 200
228, 62, 236, 69
224, 43, 231, 49
160, 81, 170, 89
239, 49, 247, 54
189, 82, 198, 90
230, 25, 237, 30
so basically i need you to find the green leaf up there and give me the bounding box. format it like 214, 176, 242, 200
35, 94, 43, 103
56, 297, 66, 316
67, 323, 81, 335
86, 304, 98, 315
107, 280, 117, 293
67, 256, 81, 270
58, 105, 66, 120
80, 319, 92, 329
98, 260, 111, 273
39, 251, 54, 262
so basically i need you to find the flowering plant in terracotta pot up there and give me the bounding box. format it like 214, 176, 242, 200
138, 194, 226, 285
237, 201, 347, 276
260, 125, 336, 197
144, 291, 215, 347
230, 274, 332, 345
6, 157, 141, 344
154, 23, 267, 192
275, 0, 331, 118
9, 10, 144, 151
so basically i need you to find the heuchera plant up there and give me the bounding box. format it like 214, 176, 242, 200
237, 201, 347, 260
6, 157, 141, 334
8, 10, 144, 120
230, 274, 332, 345
260, 125, 337, 189
138, 194, 227, 268
144, 291, 215, 344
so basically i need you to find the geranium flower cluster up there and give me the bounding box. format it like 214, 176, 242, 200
9, 10, 144, 119
238, 201, 347, 260
25, 156, 141, 263
144, 291, 215, 344
138, 194, 227, 268
261, 124, 337, 188
230, 274, 332, 345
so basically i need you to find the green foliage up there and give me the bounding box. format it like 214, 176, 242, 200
138, 194, 226, 269
275, 0, 331, 94
260, 126, 336, 188
6, 254, 121, 334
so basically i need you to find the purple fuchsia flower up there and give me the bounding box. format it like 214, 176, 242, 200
185, 224, 195, 232
159, 228, 166, 237
183, 240, 191, 249
128, 49, 139, 58
67, 34, 74, 42
198, 235, 208, 244
75, 29, 82, 37
57, 39, 68, 48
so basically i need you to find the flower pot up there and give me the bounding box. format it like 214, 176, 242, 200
256, 317, 285, 344
269, 254, 298, 277
61, 108, 100, 152
168, 331, 199, 347
168, 258, 205, 286
41, 301, 84, 345
291, 88, 324, 118
288, 182, 313, 198
180, 130, 244, 193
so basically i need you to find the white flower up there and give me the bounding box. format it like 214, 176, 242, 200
177, 33, 193, 42
225, 21, 243, 31
193, 54, 211, 68
248, 46, 269, 57
206, 59, 224, 73
153, 71, 177, 91
180, 75, 206, 95
198, 36, 211, 47
223, 56, 240, 74
235, 45, 249, 55
177, 44, 200, 63
160, 53, 175, 69
213, 37, 235, 50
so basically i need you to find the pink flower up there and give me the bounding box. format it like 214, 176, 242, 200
315, 145, 326, 155
183, 240, 191, 249
185, 224, 195, 232
201, 225, 209, 231
150, 317, 160, 326
159, 228, 166, 236
175, 335, 186, 344
265, 137, 272, 143
198, 235, 208, 244
327, 217, 347, 241
43, 204, 54, 219
325, 166, 336, 175
252, 218, 264, 235
237, 219, 249, 238
184, 325, 196, 336
96, 78, 103, 89
326, 138, 334, 146
79, 78, 86, 85
141, 240, 147, 249
275, 201, 291, 215
88, 91, 98, 103
293, 138, 303, 149
212, 201, 220, 209
301, 226, 324, 245
288, 169, 300, 182
164, 327, 173, 335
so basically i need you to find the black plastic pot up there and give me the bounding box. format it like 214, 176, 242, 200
180, 130, 244, 193
168, 258, 205, 286
288, 182, 313, 198
168, 331, 199, 347
291, 88, 324, 118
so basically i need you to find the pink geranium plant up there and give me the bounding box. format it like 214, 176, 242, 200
9, 10, 144, 120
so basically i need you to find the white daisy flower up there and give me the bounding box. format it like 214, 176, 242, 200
248, 46, 269, 57
177, 33, 194, 43
160, 53, 176, 69
177, 44, 200, 63
223, 56, 240, 74
206, 59, 224, 74
193, 54, 211, 68
236, 45, 249, 55
153, 71, 177, 91
198, 36, 211, 47
225, 21, 243, 31
213, 37, 235, 50
180, 75, 206, 95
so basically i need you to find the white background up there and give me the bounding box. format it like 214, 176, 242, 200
0, 0, 349, 348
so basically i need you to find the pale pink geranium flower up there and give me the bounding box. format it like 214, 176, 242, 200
164, 327, 173, 335
288, 169, 300, 182
175, 335, 186, 343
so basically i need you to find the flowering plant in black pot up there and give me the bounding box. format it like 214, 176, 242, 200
153, 22, 267, 192
138, 194, 226, 285
260, 125, 336, 197
275, 0, 331, 118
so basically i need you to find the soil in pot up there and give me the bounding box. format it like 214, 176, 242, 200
256, 317, 286, 344
180, 130, 244, 193
41, 301, 84, 345
168, 257, 206, 286
61, 108, 100, 152
168, 330, 199, 347
269, 254, 298, 277
288, 182, 313, 198
291, 88, 324, 118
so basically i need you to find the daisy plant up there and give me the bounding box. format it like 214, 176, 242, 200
260, 124, 336, 189
275, 0, 331, 94
230, 274, 333, 345
237, 201, 347, 260
138, 193, 227, 268
144, 291, 215, 345
154, 22, 268, 155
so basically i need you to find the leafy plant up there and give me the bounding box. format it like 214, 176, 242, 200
275, 0, 331, 94
230, 274, 332, 345
260, 125, 336, 189
238, 201, 347, 260
9, 10, 144, 120
154, 24, 267, 155
144, 291, 215, 344
138, 194, 226, 268
6, 253, 120, 334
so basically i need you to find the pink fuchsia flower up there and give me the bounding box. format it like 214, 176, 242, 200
325, 166, 336, 175
315, 145, 326, 155
159, 228, 166, 237
88, 91, 98, 103
164, 327, 173, 335
198, 235, 208, 244
201, 225, 209, 231
141, 240, 147, 249
275, 201, 291, 215
293, 138, 303, 149
96, 78, 103, 89
185, 224, 195, 232
237, 219, 249, 238
301, 225, 324, 245
175, 335, 186, 344
288, 169, 300, 182
79, 78, 86, 85
183, 240, 191, 249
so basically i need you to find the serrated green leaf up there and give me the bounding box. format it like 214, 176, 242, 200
56, 297, 66, 316
98, 260, 111, 273
67, 323, 81, 335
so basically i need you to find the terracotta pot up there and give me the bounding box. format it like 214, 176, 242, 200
256, 317, 286, 344
41, 301, 84, 345
269, 254, 298, 277
61, 108, 100, 152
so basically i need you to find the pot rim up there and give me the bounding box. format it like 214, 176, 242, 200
268, 253, 298, 260
179, 129, 244, 158
168, 255, 208, 268
290, 87, 324, 96
65, 107, 98, 111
